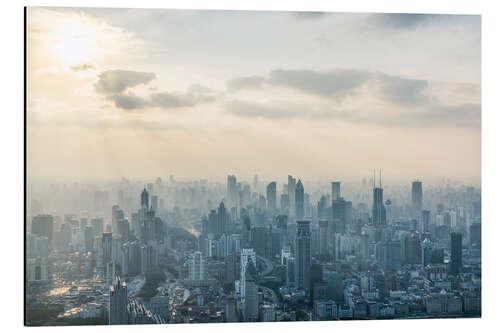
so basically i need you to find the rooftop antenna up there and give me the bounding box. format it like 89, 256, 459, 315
379, 169, 382, 188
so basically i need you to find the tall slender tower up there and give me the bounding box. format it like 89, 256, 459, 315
266, 182, 277, 211
295, 221, 311, 293
372, 170, 386, 225
295, 179, 304, 220
331, 181, 341, 201
412, 180, 423, 221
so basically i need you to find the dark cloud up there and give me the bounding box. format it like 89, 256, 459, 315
106, 84, 220, 111
70, 63, 96, 71
369, 13, 437, 29
269, 69, 369, 99
95, 70, 156, 94
108, 94, 149, 110
376, 74, 430, 106
227, 69, 369, 100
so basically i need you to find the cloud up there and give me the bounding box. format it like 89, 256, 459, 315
108, 94, 149, 110
369, 13, 437, 30
70, 63, 96, 72
105, 85, 221, 110
376, 74, 430, 106
227, 76, 267, 92
95, 70, 156, 94
94, 69, 221, 110
228, 69, 369, 100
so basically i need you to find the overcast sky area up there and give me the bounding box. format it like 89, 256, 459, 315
26, 7, 481, 185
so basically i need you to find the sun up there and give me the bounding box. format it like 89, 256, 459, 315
53, 21, 92, 67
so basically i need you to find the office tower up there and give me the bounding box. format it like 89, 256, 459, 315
295, 179, 304, 220
318, 220, 329, 258
276, 215, 288, 249
470, 222, 481, 249
402, 232, 422, 265
266, 182, 277, 211
331, 181, 341, 200
422, 210, 431, 234
253, 174, 258, 191
227, 175, 237, 208
109, 277, 128, 325
332, 198, 349, 235
141, 188, 149, 209
188, 251, 205, 280
372, 173, 386, 225
295, 221, 311, 292
102, 232, 113, 264
217, 202, 228, 234
84, 225, 94, 251
31, 215, 54, 246
244, 279, 259, 322
317, 195, 328, 220
240, 248, 257, 297
288, 175, 296, 216
450, 232, 463, 275
385, 200, 392, 223
411, 180, 423, 221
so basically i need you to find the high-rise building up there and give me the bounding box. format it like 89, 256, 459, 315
227, 175, 237, 208
31, 215, 54, 245
412, 180, 423, 221
422, 210, 431, 234
295, 221, 311, 293
372, 188, 386, 225
240, 248, 257, 297
318, 220, 329, 258
450, 232, 462, 275
141, 188, 149, 209
295, 179, 304, 220
331, 181, 341, 200
266, 182, 277, 211
188, 251, 205, 280
109, 277, 128, 325
470, 222, 481, 249
288, 175, 296, 216
102, 232, 113, 264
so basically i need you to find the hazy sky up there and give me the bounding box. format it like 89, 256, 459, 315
27, 7, 481, 184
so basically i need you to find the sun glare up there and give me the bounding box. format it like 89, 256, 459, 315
53, 21, 92, 67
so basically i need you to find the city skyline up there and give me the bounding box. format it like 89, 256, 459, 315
27, 8, 480, 183
25, 7, 481, 327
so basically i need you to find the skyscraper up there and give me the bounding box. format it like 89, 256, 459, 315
422, 210, 431, 234
372, 175, 386, 226
295, 221, 311, 293
295, 179, 304, 220
31, 215, 54, 245
288, 175, 296, 216
266, 182, 277, 211
109, 277, 128, 325
227, 175, 237, 208
331, 181, 341, 200
318, 220, 329, 258
141, 188, 149, 209
188, 251, 205, 280
450, 232, 462, 275
412, 180, 423, 221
